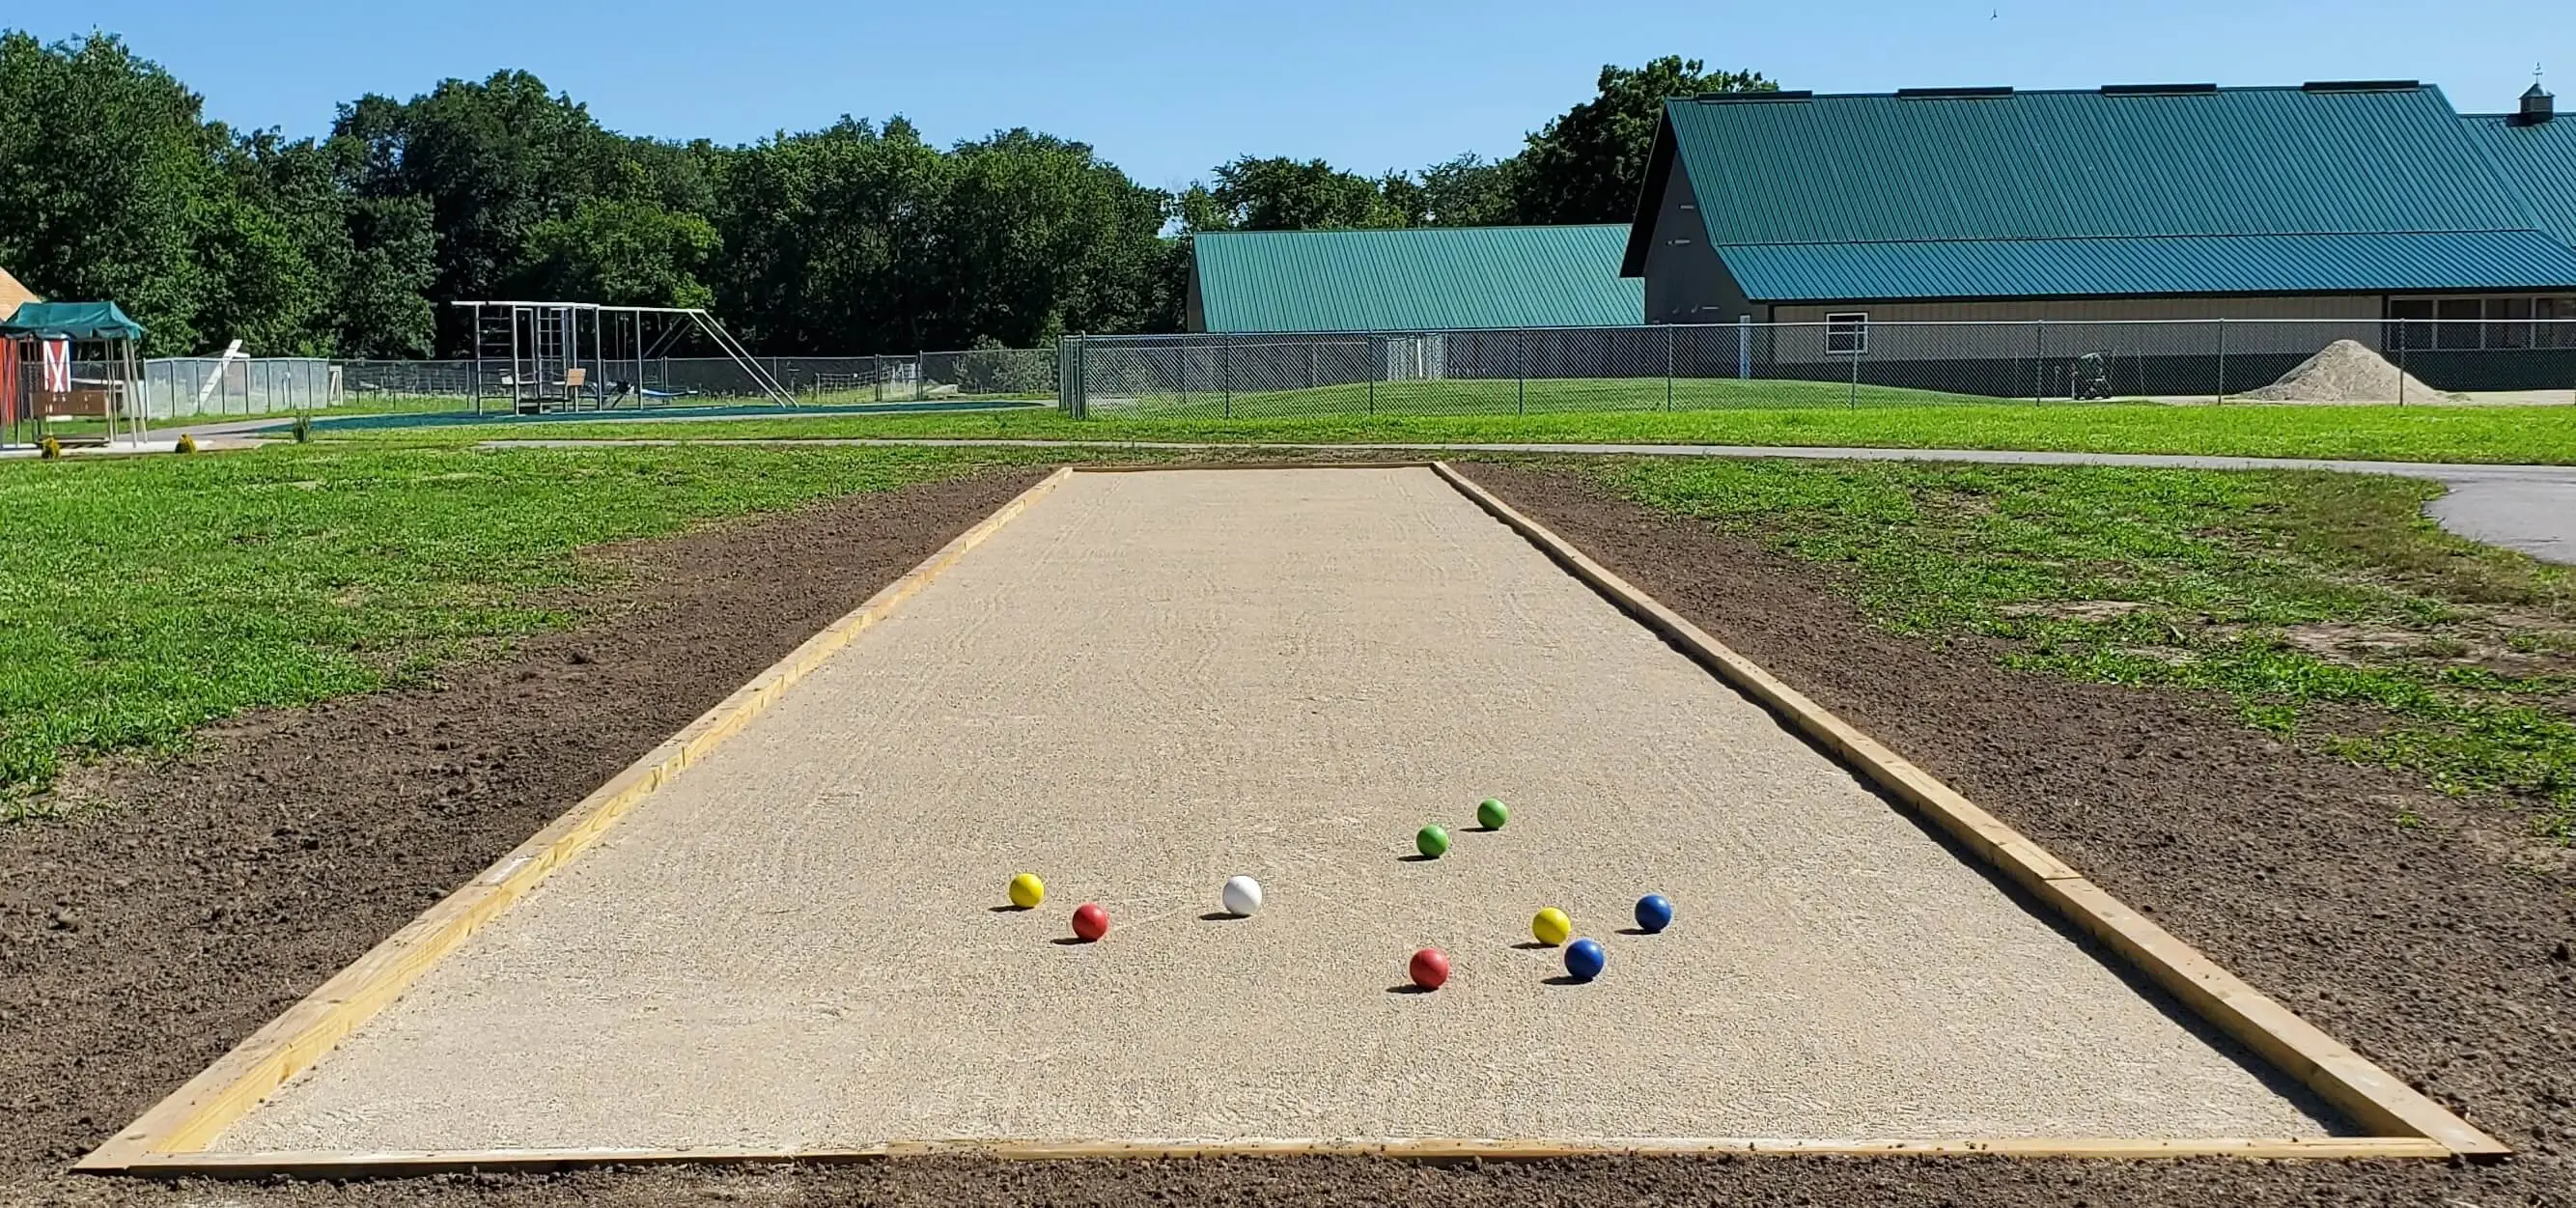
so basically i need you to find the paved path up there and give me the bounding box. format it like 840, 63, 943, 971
485, 435, 2576, 565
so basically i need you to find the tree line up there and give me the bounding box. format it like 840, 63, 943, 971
0, 32, 1769, 357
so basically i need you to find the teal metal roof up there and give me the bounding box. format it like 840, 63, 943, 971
2460, 112, 2576, 248
1625, 84, 2576, 300
1722, 231, 2576, 302
1191, 225, 1641, 332
1, 300, 144, 340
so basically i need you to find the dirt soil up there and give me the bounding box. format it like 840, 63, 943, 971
4, 459, 2571, 1207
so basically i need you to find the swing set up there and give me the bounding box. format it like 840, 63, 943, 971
452, 301, 792, 415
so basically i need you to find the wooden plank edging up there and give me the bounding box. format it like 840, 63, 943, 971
1426, 461, 2506, 1159
1072, 460, 1434, 472
117, 1135, 2455, 1178
76, 467, 1076, 1172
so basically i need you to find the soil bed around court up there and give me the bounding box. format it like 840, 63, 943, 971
1, 457, 2567, 1208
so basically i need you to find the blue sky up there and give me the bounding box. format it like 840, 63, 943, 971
17, 0, 2571, 192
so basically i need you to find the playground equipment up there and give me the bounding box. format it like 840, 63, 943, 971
450, 301, 792, 415
1, 301, 148, 449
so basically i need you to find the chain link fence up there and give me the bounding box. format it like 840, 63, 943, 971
137, 358, 345, 420
332, 348, 1059, 412
1057, 320, 2576, 419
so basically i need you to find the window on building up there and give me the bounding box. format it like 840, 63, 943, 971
2390, 295, 2576, 350
1826, 312, 1868, 356
2436, 298, 2482, 349
2388, 298, 2434, 351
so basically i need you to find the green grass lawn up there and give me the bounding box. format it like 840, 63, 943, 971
348, 400, 2576, 465
1573, 458, 2576, 839
11, 437, 2573, 841
0, 442, 1054, 816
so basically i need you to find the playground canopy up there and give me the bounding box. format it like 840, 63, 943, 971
2, 300, 146, 340
2, 300, 150, 448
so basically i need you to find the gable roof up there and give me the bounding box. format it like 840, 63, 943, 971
0, 266, 36, 317
1191, 225, 1641, 332
2459, 109, 2576, 249
1625, 84, 2576, 301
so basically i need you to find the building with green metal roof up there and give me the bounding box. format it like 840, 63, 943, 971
1186, 224, 1642, 333
1623, 81, 2576, 339
2461, 85, 2576, 252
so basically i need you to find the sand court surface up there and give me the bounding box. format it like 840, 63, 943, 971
204, 466, 2336, 1154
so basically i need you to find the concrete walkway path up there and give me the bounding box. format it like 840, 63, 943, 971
484, 435, 2576, 566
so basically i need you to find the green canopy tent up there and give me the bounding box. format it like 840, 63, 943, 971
2, 301, 148, 447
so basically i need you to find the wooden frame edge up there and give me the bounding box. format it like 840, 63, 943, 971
111, 1136, 2456, 1178
1426, 461, 2506, 1160
76, 466, 1076, 1174
1072, 460, 1435, 472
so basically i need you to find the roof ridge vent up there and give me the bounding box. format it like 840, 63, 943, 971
2100, 82, 2218, 96
1894, 86, 2014, 98
2300, 79, 2420, 92
1694, 90, 1810, 102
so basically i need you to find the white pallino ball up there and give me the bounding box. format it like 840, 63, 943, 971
1221, 875, 1264, 917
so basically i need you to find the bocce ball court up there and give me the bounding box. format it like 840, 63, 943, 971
81, 464, 2500, 1175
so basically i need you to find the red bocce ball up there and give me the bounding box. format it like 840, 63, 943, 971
1071, 902, 1109, 942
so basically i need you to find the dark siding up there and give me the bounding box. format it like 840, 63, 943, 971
1184, 258, 1206, 333
1642, 158, 1749, 323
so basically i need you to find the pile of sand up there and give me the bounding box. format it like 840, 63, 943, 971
2241, 338, 2450, 404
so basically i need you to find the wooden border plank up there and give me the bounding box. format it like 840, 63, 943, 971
119, 1135, 2455, 1178
1427, 461, 2505, 1158
1072, 460, 1434, 472
77, 467, 1075, 1173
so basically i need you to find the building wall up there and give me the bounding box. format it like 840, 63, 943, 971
1183, 260, 1206, 333
1641, 159, 1749, 323
1766, 295, 2390, 360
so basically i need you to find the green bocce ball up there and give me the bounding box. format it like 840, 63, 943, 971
1416, 824, 1450, 858
1477, 798, 1508, 829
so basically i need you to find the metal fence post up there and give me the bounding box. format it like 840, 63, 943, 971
1366, 337, 1376, 416
2397, 335, 2408, 407
2215, 319, 2227, 404
2032, 320, 2045, 404
1221, 333, 1233, 419
1516, 329, 1526, 415
1664, 325, 1675, 410
914, 351, 926, 402
1847, 331, 1861, 409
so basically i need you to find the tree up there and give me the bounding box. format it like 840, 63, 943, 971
332, 70, 647, 350
0, 32, 220, 352
1181, 155, 1414, 233
940, 129, 1171, 347
524, 158, 722, 310
710, 117, 953, 352
1513, 56, 1773, 224
1414, 153, 1520, 227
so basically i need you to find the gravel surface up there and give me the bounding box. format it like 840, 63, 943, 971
216, 467, 2325, 1154
6, 459, 2567, 1206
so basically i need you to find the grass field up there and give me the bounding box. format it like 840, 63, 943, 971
351, 401, 2576, 465
0, 443, 1052, 815
7, 440, 2571, 841
1578, 458, 2576, 838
